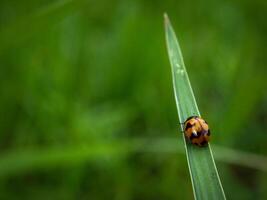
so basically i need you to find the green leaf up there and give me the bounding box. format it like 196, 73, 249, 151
164, 13, 226, 199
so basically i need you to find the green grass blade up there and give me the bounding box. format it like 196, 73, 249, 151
164, 13, 226, 200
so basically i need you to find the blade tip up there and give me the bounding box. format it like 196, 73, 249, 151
163, 12, 169, 24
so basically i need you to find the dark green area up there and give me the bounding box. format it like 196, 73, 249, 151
0, 0, 266, 199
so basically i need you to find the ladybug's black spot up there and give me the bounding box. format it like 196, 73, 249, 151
185, 123, 193, 131
185, 116, 198, 122
190, 134, 196, 140
196, 131, 202, 138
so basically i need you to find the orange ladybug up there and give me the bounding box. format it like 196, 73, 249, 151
183, 116, 210, 147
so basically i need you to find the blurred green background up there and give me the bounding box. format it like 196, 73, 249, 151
0, 0, 266, 199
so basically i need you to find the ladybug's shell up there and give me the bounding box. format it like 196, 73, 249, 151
183, 116, 210, 146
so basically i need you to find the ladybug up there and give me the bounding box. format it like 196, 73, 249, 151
183, 116, 210, 147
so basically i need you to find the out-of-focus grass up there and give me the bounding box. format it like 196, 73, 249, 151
0, 138, 267, 178
0, 0, 80, 53
0, 0, 266, 199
